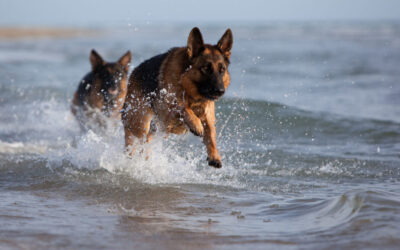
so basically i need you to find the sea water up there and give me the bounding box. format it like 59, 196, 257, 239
0, 22, 400, 249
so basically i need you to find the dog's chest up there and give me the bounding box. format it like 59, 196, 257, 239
190, 102, 207, 117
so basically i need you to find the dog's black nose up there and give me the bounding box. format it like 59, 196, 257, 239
216, 87, 225, 95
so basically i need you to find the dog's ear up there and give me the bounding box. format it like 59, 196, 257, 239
217, 29, 233, 59
187, 27, 204, 59
90, 49, 105, 71
118, 51, 131, 71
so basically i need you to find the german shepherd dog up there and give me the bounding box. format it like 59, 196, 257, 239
71, 50, 131, 131
122, 27, 233, 168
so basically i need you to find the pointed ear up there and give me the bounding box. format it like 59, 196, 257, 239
217, 29, 233, 59
90, 49, 105, 71
187, 27, 204, 59
118, 51, 131, 71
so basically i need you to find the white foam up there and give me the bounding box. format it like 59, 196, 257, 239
1, 95, 246, 188
43, 116, 243, 188
0, 141, 47, 154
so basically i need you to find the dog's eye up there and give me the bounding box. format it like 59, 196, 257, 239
219, 64, 226, 73
201, 63, 212, 74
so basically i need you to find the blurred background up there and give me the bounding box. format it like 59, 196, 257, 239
1, 0, 400, 26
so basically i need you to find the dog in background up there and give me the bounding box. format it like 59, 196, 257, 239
71, 50, 131, 131
122, 27, 233, 168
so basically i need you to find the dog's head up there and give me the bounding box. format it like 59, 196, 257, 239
185, 27, 233, 101
90, 49, 131, 100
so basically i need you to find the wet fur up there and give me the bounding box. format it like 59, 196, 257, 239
71, 50, 131, 131
122, 27, 233, 168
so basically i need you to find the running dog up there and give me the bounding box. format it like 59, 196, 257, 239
122, 27, 233, 168
71, 50, 131, 131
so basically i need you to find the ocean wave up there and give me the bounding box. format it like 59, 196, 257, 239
218, 98, 400, 155
0, 97, 398, 191
257, 189, 400, 238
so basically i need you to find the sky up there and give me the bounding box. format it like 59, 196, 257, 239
0, 0, 399, 27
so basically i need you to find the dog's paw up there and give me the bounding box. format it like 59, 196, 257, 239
207, 157, 222, 168
190, 126, 204, 137
188, 121, 204, 137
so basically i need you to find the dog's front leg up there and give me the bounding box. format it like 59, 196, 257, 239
202, 104, 222, 168
183, 106, 204, 137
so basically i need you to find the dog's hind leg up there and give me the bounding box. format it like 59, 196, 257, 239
124, 127, 136, 156
146, 120, 157, 143
123, 106, 154, 156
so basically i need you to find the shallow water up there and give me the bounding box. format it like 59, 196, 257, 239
1, 22, 400, 249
